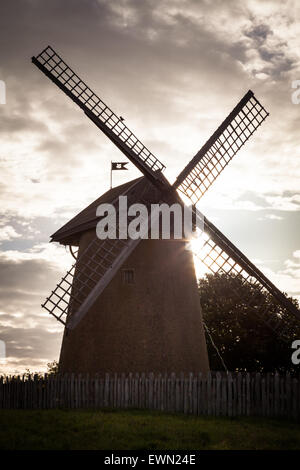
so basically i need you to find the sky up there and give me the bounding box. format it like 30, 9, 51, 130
0, 0, 299, 374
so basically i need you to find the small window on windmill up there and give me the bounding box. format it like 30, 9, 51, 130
122, 269, 135, 285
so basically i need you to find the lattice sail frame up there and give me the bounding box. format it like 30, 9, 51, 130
42, 179, 145, 328
42, 238, 132, 326
190, 210, 300, 341
42, 179, 161, 330
174, 91, 269, 204
32, 46, 166, 183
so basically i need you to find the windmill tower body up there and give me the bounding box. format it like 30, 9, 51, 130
54, 177, 209, 374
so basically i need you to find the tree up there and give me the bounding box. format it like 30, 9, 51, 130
199, 272, 300, 373
46, 360, 59, 375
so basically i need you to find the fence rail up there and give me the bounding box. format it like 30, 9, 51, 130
0, 372, 299, 420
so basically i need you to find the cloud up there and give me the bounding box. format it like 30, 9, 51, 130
0, 226, 21, 242
262, 250, 300, 301
293, 250, 300, 259
243, 20, 296, 79
264, 194, 300, 212
245, 23, 272, 42
265, 214, 283, 220
0, 0, 299, 216
0, 244, 71, 374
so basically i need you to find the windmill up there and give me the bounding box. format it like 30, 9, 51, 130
32, 46, 300, 375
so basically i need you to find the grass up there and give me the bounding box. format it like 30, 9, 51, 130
0, 409, 299, 450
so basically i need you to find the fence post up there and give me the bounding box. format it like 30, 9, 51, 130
274, 372, 279, 417
232, 373, 237, 417
216, 372, 221, 416
148, 373, 154, 410
104, 373, 109, 408
255, 373, 261, 416
286, 372, 291, 419
207, 372, 212, 416
192, 374, 198, 415
124, 374, 129, 409
227, 373, 232, 418
261, 375, 267, 417
246, 373, 251, 416
265, 373, 270, 417
292, 377, 298, 421
221, 373, 227, 416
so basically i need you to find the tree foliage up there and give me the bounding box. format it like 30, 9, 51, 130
46, 360, 59, 375
199, 272, 300, 373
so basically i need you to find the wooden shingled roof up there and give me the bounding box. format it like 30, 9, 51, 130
51, 176, 145, 246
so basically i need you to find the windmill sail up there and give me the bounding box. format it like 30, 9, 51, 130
191, 209, 300, 340
174, 91, 269, 204
42, 177, 161, 330
43, 199, 160, 330
42, 236, 143, 329
32, 46, 166, 186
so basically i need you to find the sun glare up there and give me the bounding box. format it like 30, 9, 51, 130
187, 230, 210, 279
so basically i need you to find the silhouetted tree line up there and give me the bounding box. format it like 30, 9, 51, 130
199, 272, 300, 373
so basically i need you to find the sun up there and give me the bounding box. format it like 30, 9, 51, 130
186, 230, 210, 279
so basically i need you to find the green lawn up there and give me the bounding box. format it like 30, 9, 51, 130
0, 409, 299, 450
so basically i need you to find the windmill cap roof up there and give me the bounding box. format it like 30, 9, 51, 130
51, 176, 155, 245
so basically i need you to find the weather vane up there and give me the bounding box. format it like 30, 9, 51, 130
110, 160, 129, 189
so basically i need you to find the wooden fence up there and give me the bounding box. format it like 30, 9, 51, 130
0, 372, 299, 420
